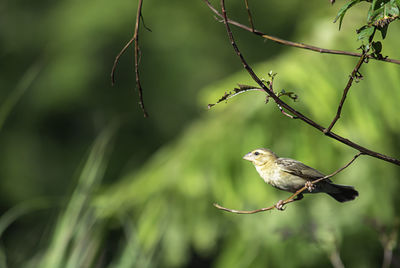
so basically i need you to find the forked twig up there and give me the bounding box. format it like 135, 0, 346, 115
243, 0, 254, 32
214, 152, 363, 214
324, 52, 367, 133
218, 0, 400, 166
111, 0, 148, 117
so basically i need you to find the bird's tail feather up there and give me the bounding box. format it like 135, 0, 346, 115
326, 183, 359, 202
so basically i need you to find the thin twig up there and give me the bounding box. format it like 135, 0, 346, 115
277, 104, 297, 119
203, 0, 400, 65
111, 38, 134, 86
214, 152, 363, 214
324, 53, 367, 133
243, 0, 254, 32
218, 0, 400, 166
134, 0, 148, 117
111, 0, 148, 117
213, 202, 276, 214
309, 152, 363, 184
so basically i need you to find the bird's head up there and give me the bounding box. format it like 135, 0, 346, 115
243, 148, 278, 166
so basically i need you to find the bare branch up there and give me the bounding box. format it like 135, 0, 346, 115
243, 0, 254, 32
308, 152, 363, 185
324, 53, 367, 133
217, 0, 400, 166
134, 0, 148, 117
214, 152, 363, 214
203, 0, 400, 65
213, 202, 276, 214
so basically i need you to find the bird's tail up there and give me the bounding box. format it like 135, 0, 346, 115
325, 183, 359, 202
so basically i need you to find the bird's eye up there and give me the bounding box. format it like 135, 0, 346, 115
254, 151, 260, 156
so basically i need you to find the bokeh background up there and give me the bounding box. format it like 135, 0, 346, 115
1, 0, 400, 267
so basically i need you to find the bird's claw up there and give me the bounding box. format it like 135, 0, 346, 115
275, 200, 285, 211
305, 181, 315, 192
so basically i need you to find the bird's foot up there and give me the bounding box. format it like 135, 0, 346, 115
275, 200, 285, 211
305, 181, 315, 192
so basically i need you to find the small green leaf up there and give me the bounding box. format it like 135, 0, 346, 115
371, 0, 378, 9
367, 5, 374, 21
368, 6, 385, 22
334, 0, 362, 29
367, 0, 379, 21
357, 25, 375, 40
387, 3, 399, 15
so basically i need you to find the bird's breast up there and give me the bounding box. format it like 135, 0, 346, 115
255, 163, 280, 185
255, 162, 306, 192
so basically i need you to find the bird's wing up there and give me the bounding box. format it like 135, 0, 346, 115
276, 157, 330, 181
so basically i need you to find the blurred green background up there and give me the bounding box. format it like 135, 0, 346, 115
1, 0, 400, 267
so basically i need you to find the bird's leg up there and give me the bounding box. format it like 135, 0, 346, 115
275, 200, 285, 211
305, 181, 315, 192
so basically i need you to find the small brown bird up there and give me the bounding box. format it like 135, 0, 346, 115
243, 148, 358, 202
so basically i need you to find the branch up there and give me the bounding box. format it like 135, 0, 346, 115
214, 152, 363, 214
324, 52, 367, 133
207, 84, 264, 109
208, 81, 298, 110
111, 38, 134, 86
243, 0, 254, 32
203, 0, 400, 65
218, 0, 400, 166
134, 2, 148, 117
111, 0, 148, 117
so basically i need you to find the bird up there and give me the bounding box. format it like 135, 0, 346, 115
243, 148, 358, 203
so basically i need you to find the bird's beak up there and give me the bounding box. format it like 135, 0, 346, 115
243, 152, 253, 161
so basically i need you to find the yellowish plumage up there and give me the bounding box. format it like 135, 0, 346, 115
243, 148, 358, 202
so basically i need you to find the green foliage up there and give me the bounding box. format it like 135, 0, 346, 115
334, 0, 364, 30
335, 0, 400, 42
37, 124, 116, 268
356, 25, 375, 40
